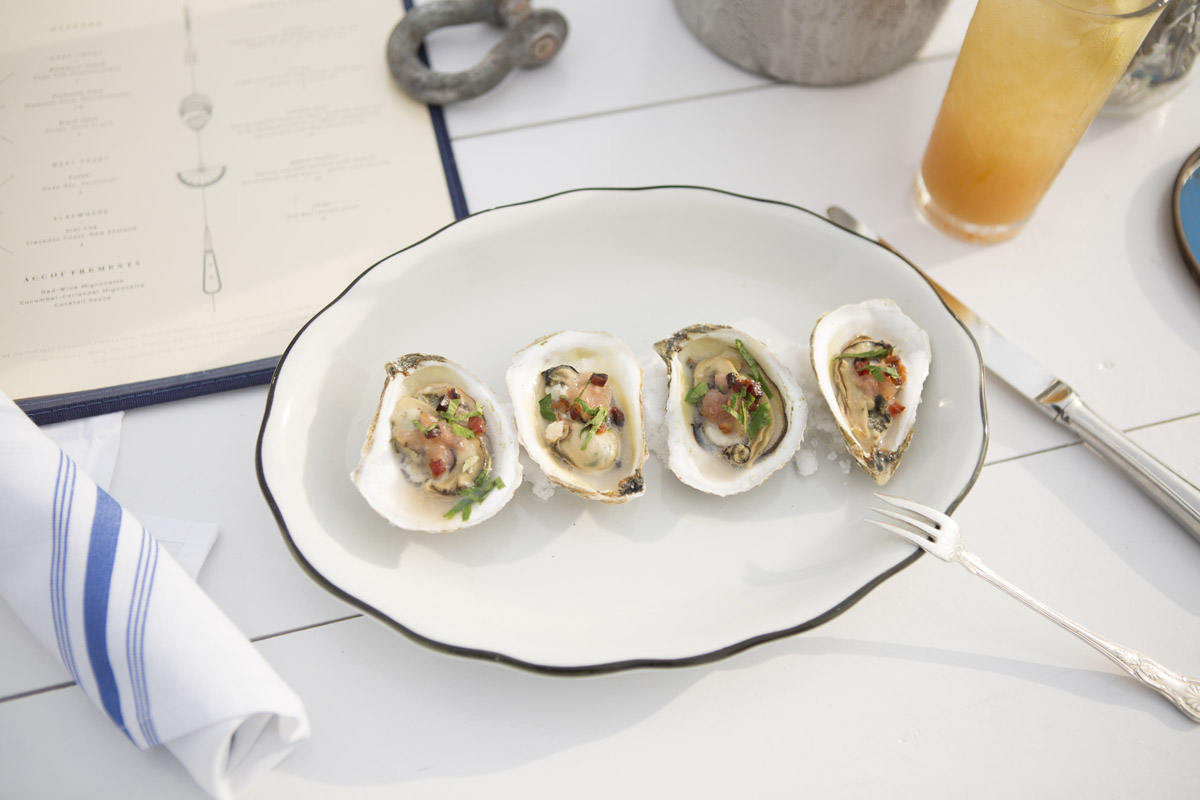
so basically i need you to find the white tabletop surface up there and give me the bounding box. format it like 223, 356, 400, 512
5, 0, 1200, 796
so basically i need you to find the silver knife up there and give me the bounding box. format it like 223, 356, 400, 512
826, 206, 1200, 544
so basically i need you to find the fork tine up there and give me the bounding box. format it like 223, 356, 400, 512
869, 506, 941, 541
873, 493, 954, 529
864, 518, 932, 550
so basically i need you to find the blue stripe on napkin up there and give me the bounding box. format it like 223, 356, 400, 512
83, 487, 126, 735
126, 527, 160, 746
48, 456, 164, 747
51, 452, 81, 684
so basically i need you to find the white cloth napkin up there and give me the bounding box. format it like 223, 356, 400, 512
43, 413, 221, 582
0, 391, 310, 799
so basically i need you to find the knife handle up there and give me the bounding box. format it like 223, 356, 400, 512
1039, 380, 1200, 544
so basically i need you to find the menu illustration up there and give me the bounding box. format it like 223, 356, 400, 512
178, 4, 226, 308
0, 0, 456, 407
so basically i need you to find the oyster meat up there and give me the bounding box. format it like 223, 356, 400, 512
352, 354, 521, 532
507, 331, 647, 503
655, 325, 807, 496
810, 298, 931, 485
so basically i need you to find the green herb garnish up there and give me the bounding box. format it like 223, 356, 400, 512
721, 382, 749, 428
437, 395, 483, 436
450, 422, 476, 439
572, 394, 599, 417
746, 402, 771, 440
735, 339, 773, 398
863, 363, 901, 383
538, 393, 557, 421
412, 416, 439, 436
443, 470, 507, 522
831, 346, 893, 362
580, 405, 608, 450
831, 346, 899, 384
566, 393, 608, 450
684, 381, 709, 404
723, 397, 748, 428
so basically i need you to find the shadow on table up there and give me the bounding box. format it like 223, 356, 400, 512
735, 633, 1196, 729
1018, 440, 1200, 618
267, 601, 1191, 793
267, 615, 711, 788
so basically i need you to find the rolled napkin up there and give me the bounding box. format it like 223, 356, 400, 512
0, 391, 309, 799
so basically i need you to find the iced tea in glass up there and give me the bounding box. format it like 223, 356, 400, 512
915, 0, 1167, 243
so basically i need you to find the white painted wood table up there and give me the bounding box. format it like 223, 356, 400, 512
4, 1, 1200, 797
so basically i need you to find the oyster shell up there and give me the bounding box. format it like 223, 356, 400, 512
654, 325, 807, 496
810, 298, 931, 485
506, 331, 647, 503
352, 354, 521, 532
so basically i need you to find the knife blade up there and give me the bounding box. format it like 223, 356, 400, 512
826, 205, 1200, 544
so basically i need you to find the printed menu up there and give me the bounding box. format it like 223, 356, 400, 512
0, 0, 457, 416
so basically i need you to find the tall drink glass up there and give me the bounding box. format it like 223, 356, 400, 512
915, 0, 1168, 243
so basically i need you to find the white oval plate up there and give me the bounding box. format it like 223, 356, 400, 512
256, 186, 987, 673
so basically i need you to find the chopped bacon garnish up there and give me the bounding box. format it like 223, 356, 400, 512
589, 373, 609, 387
609, 406, 625, 426
467, 415, 485, 436
553, 397, 571, 415
888, 401, 905, 417
423, 425, 440, 439
429, 458, 447, 477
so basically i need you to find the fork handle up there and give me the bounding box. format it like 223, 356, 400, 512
957, 552, 1200, 722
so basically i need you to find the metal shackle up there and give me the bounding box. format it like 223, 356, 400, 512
387, 0, 568, 105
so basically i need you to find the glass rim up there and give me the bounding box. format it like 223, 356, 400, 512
1044, 0, 1171, 20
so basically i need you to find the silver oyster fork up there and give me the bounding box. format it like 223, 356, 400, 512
868, 493, 1200, 722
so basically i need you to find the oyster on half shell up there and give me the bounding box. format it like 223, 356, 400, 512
810, 298, 931, 485
655, 325, 807, 496
352, 354, 521, 532
507, 331, 647, 503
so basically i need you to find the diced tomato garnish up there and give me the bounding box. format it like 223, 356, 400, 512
467, 415, 485, 436
429, 458, 447, 477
